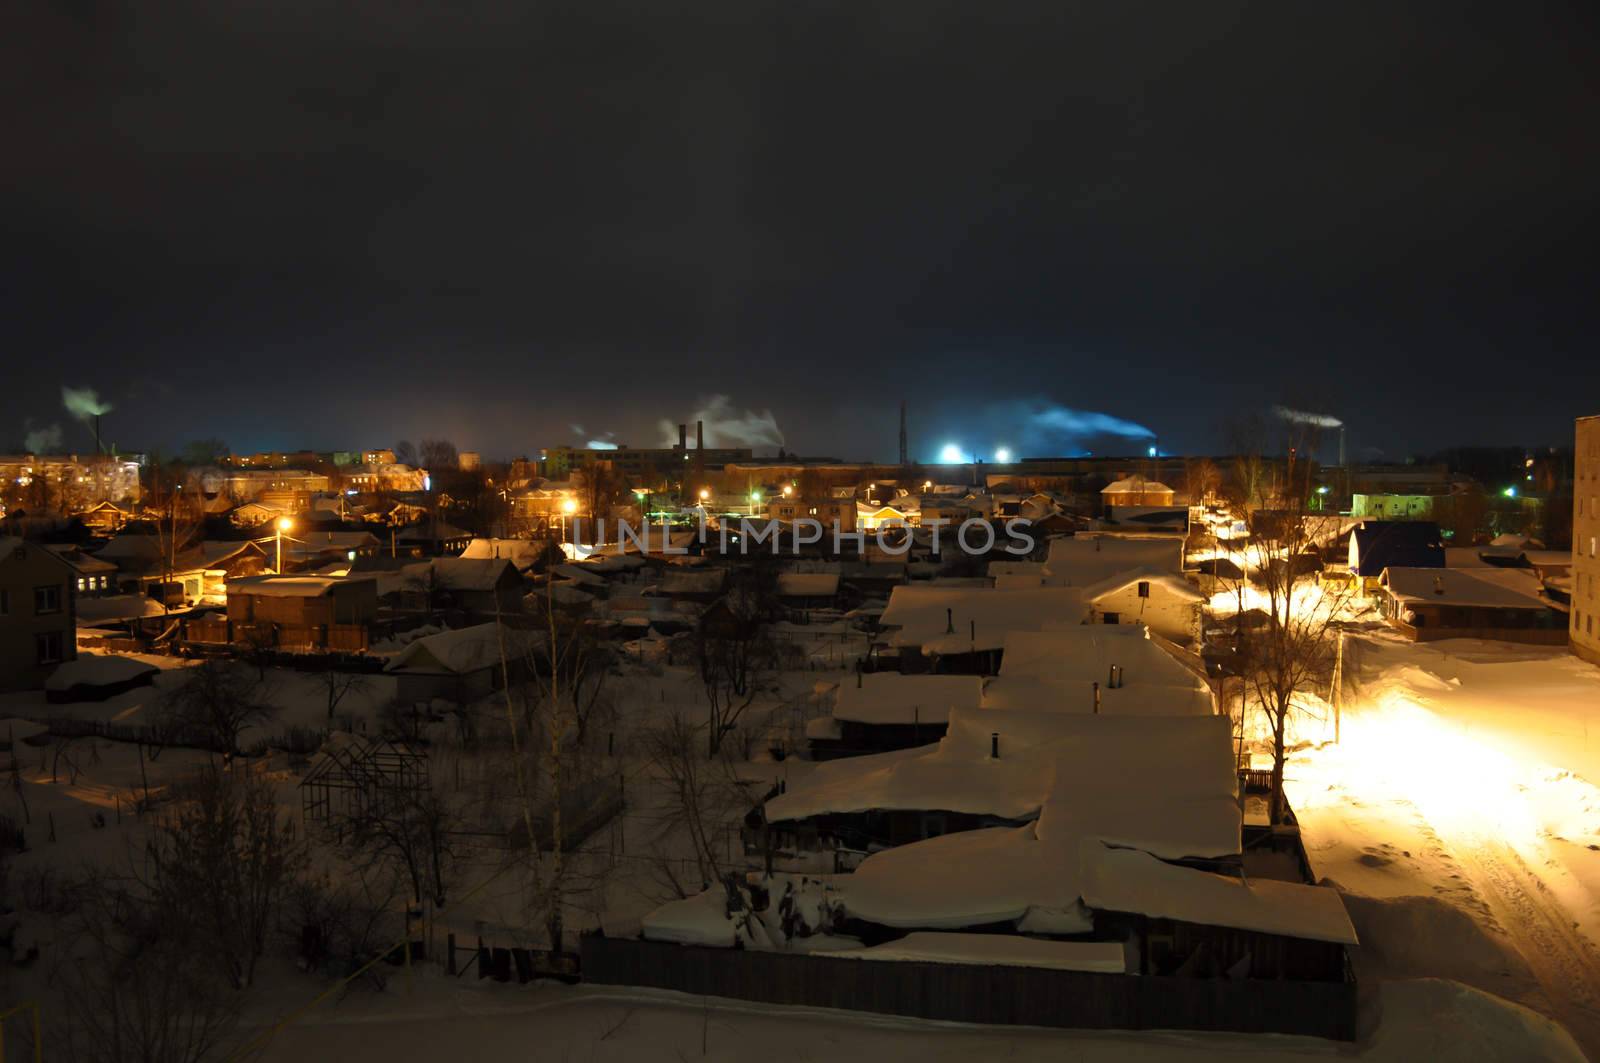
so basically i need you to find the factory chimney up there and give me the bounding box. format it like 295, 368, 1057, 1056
696, 420, 704, 451
678, 423, 687, 451
898, 400, 908, 466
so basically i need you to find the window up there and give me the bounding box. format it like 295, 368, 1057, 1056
34, 585, 61, 615
77, 577, 86, 592
35, 631, 63, 665
1137, 581, 1151, 599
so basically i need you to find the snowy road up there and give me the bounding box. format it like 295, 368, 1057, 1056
1290, 638, 1600, 1059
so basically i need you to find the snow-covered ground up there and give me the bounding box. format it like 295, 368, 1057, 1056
1288, 634, 1600, 1058
7, 619, 1600, 1062
253, 974, 1584, 1063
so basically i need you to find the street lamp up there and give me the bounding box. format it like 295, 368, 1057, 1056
782, 484, 793, 498
749, 489, 761, 516
560, 497, 577, 540
275, 516, 293, 573
698, 487, 710, 504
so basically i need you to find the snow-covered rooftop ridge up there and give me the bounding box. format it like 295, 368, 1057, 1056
998, 626, 1200, 686
1043, 536, 1182, 588
832, 672, 985, 725
383, 622, 537, 674
768, 709, 1238, 859
460, 537, 545, 568
1081, 846, 1358, 945
1101, 477, 1174, 494
1077, 567, 1206, 604
228, 575, 371, 598
878, 585, 1087, 653
978, 675, 1213, 716
1381, 566, 1553, 610
841, 827, 1353, 946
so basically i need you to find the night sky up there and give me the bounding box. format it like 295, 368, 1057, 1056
5, 2, 1597, 464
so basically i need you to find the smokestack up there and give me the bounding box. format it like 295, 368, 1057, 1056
696, 420, 704, 451
898, 400, 908, 466
1338, 426, 1346, 469
678, 423, 687, 451
94, 414, 102, 456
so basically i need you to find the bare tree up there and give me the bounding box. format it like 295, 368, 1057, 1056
418, 438, 458, 472
158, 659, 277, 759
52, 873, 243, 1063
1219, 442, 1353, 824
320, 665, 372, 722
641, 714, 753, 894
394, 439, 418, 467
142, 769, 305, 989
339, 780, 457, 909
695, 579, 777, 758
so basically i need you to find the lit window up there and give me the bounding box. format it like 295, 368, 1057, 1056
77, 577, 86, 592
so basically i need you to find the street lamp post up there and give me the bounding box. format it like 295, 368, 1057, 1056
275, 516, 293, 573
560, 497, 577, 542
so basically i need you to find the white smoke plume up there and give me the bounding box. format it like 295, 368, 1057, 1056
570, 423, 619, 450
1273, 405, 1342, 428
62, 386, 113, 421
24, 422, 64, 453
659, 395, 785, 449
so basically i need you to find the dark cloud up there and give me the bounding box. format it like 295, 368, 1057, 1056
4, 1, 1597, 459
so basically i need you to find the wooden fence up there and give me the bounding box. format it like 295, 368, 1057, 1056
579, 935, 1357, 1042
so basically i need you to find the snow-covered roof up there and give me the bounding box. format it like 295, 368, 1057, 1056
878, 586, 1087, 653
94, 534, 165, 561
979, 676, 1213, 716
383, 622, 538, 674
837, 932, 1125, 973
290, 530, 381, 552
1381, 567, 1553, 610
1082, 847, 1357, 945
642, 889, 737, 947
1043, 536, 1182, 588
551, 563, 607, 586
778, 572, 840, 598
44, 653, 159, 692
460, 538, 545, 569
832, 673, 985, 725
228, 575, 371, 598
408, 557, 520, 593
1101, 477, 1174, 495
1078, 568, 1205, 605
769, 709, 1239, 863
75, 594, 169, 624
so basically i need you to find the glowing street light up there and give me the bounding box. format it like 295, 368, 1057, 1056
1147, 445, 1158, 458
994, 447, 1012, 463
782, 484, 793, 498
1502, 486, 1518, 498
560, 497, 577, 540
274, 516, 293, 573
698, 487, 710, 502
939, 443, 964, 464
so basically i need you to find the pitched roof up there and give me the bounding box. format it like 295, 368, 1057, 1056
1381, 566, 1554, 610
1350, 521, 1445, 576
383, 622, 537, 674
878, 585, 1087, 653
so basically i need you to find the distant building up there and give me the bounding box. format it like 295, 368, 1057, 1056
213, 574, 378, 652
0, 537, 77, 690
0, 453, 142, 511
362, 449, 397, 466
1573, 414, 1600, 665
1101, 476, 1176, 509
1350, 493, 1437, 520
457, 451, 481, 471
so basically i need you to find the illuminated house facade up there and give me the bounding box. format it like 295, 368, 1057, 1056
1574, 414, 1600, 665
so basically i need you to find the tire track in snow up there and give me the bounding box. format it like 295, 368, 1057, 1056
1445, 830, 1600, 1059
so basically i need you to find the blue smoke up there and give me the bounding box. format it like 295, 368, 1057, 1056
927, 401, 1155, 461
